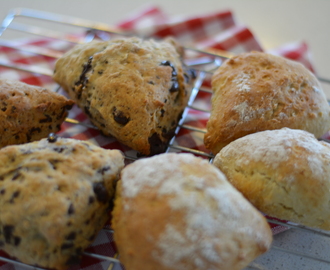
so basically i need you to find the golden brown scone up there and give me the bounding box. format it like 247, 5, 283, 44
213, 127, 330, 230
112, 153, 272, 270
53, 37, 193, 156
0, 135, 124, 269
204, 51, 330, 154
0, 79, 74, 148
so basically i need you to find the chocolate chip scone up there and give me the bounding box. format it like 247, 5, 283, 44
0, 135, 124, 270
53, 37, 193, 156
0, 79, 74, 148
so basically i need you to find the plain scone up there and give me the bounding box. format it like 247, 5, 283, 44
112, 153, 272, 270
0, 136, 124, 270
204, 51, 330, 154
213, 127, 330, 230
0, 79, 74, 148
53, 37, 193, 156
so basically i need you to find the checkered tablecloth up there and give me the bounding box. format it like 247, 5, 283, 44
0, 5, 323, 270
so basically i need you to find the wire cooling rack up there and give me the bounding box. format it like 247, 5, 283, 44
1, 8, 330, 270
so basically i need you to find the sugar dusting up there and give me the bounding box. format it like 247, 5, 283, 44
233, 101, 267, 122
121, 153, 270, 269
232, 73, 251, 92
220, 128, 330, 176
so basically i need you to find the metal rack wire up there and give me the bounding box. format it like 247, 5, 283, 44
1, 8, 330, 270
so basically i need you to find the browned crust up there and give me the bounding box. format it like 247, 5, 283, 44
204, 51, 330, 154
0, 79, 74, 148
53, 37, 192, 156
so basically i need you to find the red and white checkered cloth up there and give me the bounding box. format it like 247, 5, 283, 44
0, 5, 324, 270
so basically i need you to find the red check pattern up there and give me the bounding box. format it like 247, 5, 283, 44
0, 4, 324, 270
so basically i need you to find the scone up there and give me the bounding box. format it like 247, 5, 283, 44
213, 127, 330, 230
0, 135, 124, 270
53, 37, 193, 156
204, 51, 330, 154
112, 153, 272, 270
0, 79, 74, 148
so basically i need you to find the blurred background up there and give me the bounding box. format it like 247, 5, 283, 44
0, 0, 330, 83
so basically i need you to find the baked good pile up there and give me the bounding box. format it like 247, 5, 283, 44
1, 36, 330, 270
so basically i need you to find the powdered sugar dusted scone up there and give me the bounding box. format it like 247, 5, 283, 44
53, 37, 193, 156
0, 135, 124, 269
204, 51, 330, 154
213, 128, 330, 230
112, 153, 272, 270
0, 79, 74, 148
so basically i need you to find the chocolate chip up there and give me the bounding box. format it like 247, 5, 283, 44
93, 182, 109, 203
1, 107, 6, 112
170, 81, 179, 92
66, 232, 76, 240
75, 56, 93, 90
3, 225, 14, 244
172, 70, 177, 77
47, 133, 58, 143
160, 109, 165, 117
61, 243, 74, 250
11, 106, 16, 113
53, 147, 65, 153
68, 204, 75, 215
148, 81, 155, 85
97, 166, 111, 175
82, 105, 91, 118
148, 133, 167, 156
161, 60, 177, 75
88, 196, 95, 204
112, 107, 130, 125
14, 236, 21, 246
65, 104, 73, 110
0, 189, 5, 194
49, 159, 60, 170
10, 191, 20, 203
160, 60, 173, 67
98, 70, 103, 75
29, 127, 41, 134
12, 172, 21, 181
39, 114, 52, 123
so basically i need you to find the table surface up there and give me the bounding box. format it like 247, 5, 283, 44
0, 1, 330, 270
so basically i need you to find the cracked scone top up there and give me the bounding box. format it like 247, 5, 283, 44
0, 136, 124, 270
112, 153, 272, 270
204, 51, 330, 155
213, 128, 330, 230
53, 37, 193, 156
